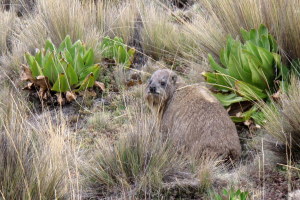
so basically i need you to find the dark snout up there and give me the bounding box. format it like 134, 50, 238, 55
149, 86, 156, 93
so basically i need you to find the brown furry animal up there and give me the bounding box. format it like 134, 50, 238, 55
145, 69, 241, 160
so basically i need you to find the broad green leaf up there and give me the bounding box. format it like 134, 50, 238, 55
69, 41, 82, 58
231, 105, 262, 123
64, 49, 74, 65
64, 35, 72, 50
74, 53, 84, 75
260, 35, 270, 51
240, 28, 250, 41
256, 46, 274, 69
66, 64, 78, 85
241, 50, 269, 89
231, 112, 253, 123
52, 73, 70, 92
244, 43, 275, 84
45, 39, 56, 52
58, 40, 66, 52
79, 64, 100, 81
244, 41, 262, 63
220, 49, 228, 67
214, 93, 246, 107
43, 51, 51, 67
35, 51, 43, 67
227, 42, 249, 81
269, 35, 278, 52
235, 80, 267, 100
242, 49, 262, 66
31, 60, 44, 77
250, 29, 259, 44
100, 37, 114, 58
124, 48, 135, 68
223, 189, 229, 196
56, 58, 68, 74
208, 54, 228, 74
240, 51, 252, 77
128, 48, 135, 58
42, 53, 58, 84
117, 46, 127, 64
25, 52, 35, 67
248, 60, 269, 90
202, 72, 235, 91
258, 24, 268, 36
76, 73, 95, 92
114, 37, 124, 44
72, 40, 82, 50
223, 37, 236, 65
83, 48, 94, 66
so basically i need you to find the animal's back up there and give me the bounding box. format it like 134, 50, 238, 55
161, 85, 241, 159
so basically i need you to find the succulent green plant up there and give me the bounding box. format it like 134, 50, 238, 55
21, 35, 104, 103
202, 25, 288, 124
99, 36, 135, 68
212, 187, 249, 200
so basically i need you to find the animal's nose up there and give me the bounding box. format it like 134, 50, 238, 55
149, 86, 156, 93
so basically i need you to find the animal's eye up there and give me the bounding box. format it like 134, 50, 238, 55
160, 81, 166, 86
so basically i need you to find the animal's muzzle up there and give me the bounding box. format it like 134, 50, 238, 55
149, 86, 156, 93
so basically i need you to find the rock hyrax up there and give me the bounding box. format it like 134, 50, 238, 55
145, 69, 241, 160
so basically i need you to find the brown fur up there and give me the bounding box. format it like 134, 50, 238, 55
145, 69, 241, 160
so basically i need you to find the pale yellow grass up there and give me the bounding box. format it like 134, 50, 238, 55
262, 75, 300, 160
81, 92, 220, 198
185, 0, 300, 61
0, 89, 80, 199
0, 10, 17, 55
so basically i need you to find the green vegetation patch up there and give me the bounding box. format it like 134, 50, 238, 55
21, 35, 105, 104
203, 25, 289, 124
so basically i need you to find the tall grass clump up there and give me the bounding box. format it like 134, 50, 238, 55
262, 75, 300, 162
187, 0, 300, 60
0, 10, 17, 55
96, 0, 137, 43
35, 0, 91, 46
0, 92, 74, 199
0, 10, 18, 78
81, 114, 184, 198
81, 100, 220, 199
3, 0, 103, 77
185, 0, 265, 57
140, 1, 198, 64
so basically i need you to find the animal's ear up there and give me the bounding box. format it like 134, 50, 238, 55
171, 74, 177, 84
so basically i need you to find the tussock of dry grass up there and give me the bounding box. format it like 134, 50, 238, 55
87, 111, 115, 132
36, 0, 91, 46
81, 90, 220, 198
0, 10, 17, 55
183, 0, 264, 57
140, 1, 198, 64
184, 0, 300, 61
1, 0, 101, 77
0, 90, 79, 199
262, 76, 300, 161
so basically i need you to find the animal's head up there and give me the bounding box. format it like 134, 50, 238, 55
145, 69, 178, 109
